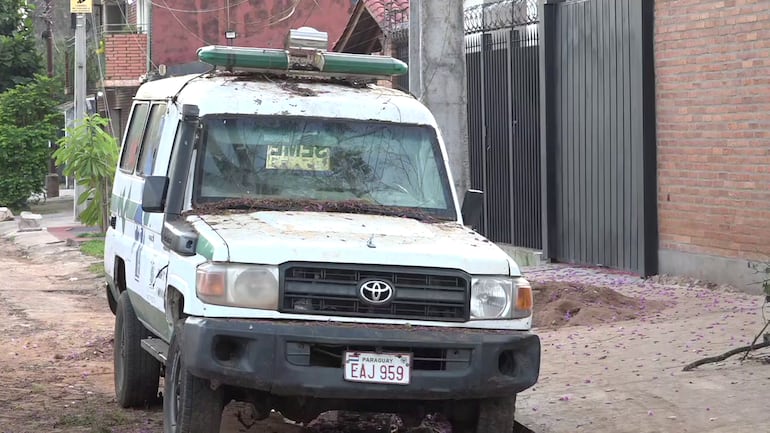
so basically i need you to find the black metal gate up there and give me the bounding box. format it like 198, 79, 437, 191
540, 0, 657, 275
465, 0, 542, 249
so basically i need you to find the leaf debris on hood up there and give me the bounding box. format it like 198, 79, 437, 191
188, 198, 446, 223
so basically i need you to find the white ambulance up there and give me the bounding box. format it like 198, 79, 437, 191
104, 28, 540, 433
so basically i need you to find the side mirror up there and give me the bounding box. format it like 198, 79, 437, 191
461, 189, 484, 228
142, 176, 169, 213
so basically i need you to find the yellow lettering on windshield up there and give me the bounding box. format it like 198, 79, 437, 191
266, 144, 330, 171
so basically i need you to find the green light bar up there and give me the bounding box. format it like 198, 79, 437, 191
197, 46, 289, 70
197, 45, 408, 78
312, 52, 408, 77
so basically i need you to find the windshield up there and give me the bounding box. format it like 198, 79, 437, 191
193, 116, 456, 220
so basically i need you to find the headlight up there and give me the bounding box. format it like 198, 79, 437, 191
470, 277, 533, 320
196, 263, 279, 309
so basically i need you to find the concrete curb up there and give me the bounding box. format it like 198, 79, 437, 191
497, 243, 545, 268
0, 191, 85, 250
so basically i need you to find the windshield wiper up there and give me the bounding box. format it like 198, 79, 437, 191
190, 198, 450, 223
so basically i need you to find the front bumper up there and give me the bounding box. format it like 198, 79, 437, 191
183, 317, 540, 400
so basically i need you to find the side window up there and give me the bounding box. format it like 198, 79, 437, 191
136, 103, 167, 176
119, 103, 150, 172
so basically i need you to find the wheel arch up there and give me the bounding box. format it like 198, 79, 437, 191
114, 256, 127, 293
165, 285, 186, 327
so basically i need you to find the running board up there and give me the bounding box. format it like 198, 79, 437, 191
141, 337, 169, 363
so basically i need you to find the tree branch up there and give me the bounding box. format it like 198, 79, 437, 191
682, 340, 770, 372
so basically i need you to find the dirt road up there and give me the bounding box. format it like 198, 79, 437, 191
1, 209, 769, 433
0, 234, 160, 432
517, 266, 770, 433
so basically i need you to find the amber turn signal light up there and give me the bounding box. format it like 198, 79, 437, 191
197, 270, 226, 297
516, 284, 533, 311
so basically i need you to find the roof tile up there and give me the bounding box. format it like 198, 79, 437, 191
362, 0, 409, 29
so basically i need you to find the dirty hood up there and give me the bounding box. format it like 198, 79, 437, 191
194, 212, 518, 276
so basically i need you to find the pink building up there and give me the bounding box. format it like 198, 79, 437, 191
97, 0, 353, 138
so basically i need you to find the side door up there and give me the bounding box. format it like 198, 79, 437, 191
134, 102, 176, 336
110, 101, 150, 305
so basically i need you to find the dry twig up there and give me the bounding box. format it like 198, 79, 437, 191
682, 340, 770, 371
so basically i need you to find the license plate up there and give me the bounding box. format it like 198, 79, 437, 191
343, 351, 411, 385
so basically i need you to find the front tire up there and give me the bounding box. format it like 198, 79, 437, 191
114, 291, 160, 407
475, 396, 516, 433
163, 322, 225, 433
106, 284, 117, 315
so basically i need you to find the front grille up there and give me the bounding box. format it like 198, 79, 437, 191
286, 342, 472, 371
280, 264, 470, 321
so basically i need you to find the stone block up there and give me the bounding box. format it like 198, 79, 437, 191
0, 207, 13, 222
18, 211, 42, 232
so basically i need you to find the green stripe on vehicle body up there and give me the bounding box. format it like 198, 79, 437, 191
111, 193, 122, 211
196, 234, 215, 260
112, 193, 152, 225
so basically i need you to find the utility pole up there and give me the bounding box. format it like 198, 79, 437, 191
409, 0, 469, 199
73, 12, 87, 219
43, 0, 54, 78
74, 14, 87, 127
408, 0, 421, 96
43, 0, 59, 198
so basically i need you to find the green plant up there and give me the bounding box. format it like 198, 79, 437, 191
76, 232, 106, 239
0, 76, 63, 210
88, 262, 104, 275
80, 239, 105, 259
55, 115, 118, 232
0, 0, 42, 93
55, 404, 131, 432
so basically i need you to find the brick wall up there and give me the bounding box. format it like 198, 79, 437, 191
151, 0, 351, 66
104, 33, 148, 81
127, 1, 137, 26
655, 0, 770, 262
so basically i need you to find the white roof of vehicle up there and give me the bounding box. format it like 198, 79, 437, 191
134, 73, 436, 125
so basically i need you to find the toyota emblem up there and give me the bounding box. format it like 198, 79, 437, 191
358, 279, 394, 305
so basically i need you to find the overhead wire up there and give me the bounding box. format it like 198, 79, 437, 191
143, 0, 310, 52
227, 0, 302, 26
158, 0, 212, 45
153, 0, 305, 43
149, 0, 250, 14
300, 0, 320, 28
265, 0, 302, 26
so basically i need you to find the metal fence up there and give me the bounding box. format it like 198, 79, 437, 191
465, 0, 542, 249
464, 0, 538, 33
387, 0, 657, 275
387, 0, 542, 249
